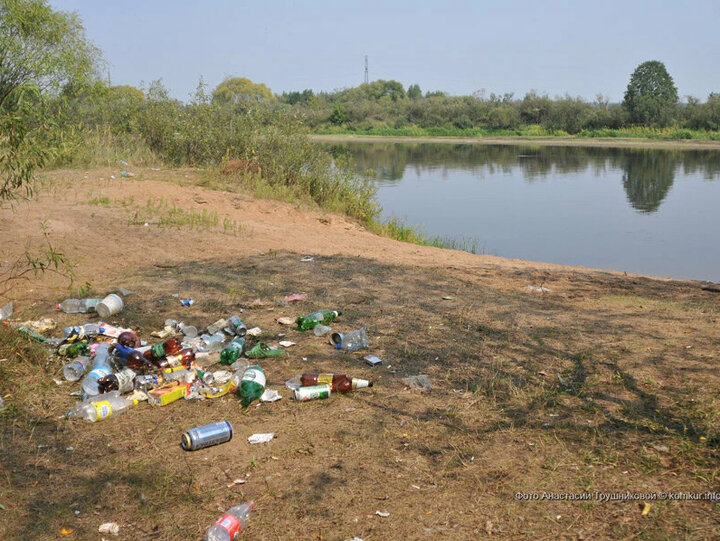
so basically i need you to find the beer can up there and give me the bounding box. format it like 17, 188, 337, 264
181, 420, 233, 451
293, 384, 331, 402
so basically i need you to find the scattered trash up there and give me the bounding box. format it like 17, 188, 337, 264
239, 365, 266, 407
364, 355, 383, 367
330, 328, 369, 351
226, 479, 247, 488
260, 389, 282, 402
402, 375, 432, 391
375, 511, 390, 518
0, 301, 13, 321
275, 317, 294, 326
525, 285, 551, 293
120, 170, 135, 177
68, 391, 137, 422
180, 298, 195, 307
57, 297, 100, 314
245, 342, 285, 359
59, 527, 73, 535
313, 324, 332, 336
285, 375, 302, 390
300, 373, 372, 392
248, 433, 274, 444
442, 296, 454, 301
293, 384, 331, 401
652, 444, 670, 453
181, 421, 233, 451
278, 340, 296, 348
98, 522, 120, 535
296, 309, 341, 331
246, 326, 262, 337
640, 502, 652, 516
205, 502, 253, 539
300, 255, 315, 262
282, 293, 307, 303
96, 294, 124, 318
220, 337, 246, 365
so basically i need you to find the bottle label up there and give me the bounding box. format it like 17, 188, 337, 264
216, 514, 243, 538
116, 369, 136, 393
93, 401, 113, 420
242, 368, 266, 387
151, 344, 166, 359
318, 374, 333, 386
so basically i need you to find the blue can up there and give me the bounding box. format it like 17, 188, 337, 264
181, 421, 233, 451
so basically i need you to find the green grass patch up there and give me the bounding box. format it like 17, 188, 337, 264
127, 198, 242, 235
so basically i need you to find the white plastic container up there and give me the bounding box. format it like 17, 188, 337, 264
96, 294, 124, 318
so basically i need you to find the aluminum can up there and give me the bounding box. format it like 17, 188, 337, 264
293, 384, 331, 402
181, 420, 233, 451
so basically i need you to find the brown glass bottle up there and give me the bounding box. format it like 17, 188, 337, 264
300, 373, 372, 392
156, 347, 195, 370
117, 331, 141, 348
124, 350, 149, 371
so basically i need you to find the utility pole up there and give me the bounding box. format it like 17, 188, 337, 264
364, 55, 368, 85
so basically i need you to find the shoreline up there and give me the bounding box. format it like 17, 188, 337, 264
311, 133, 720, 150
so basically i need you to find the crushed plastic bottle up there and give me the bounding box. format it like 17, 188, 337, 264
204, 501, 254, 541
200, 332, 226, 352
62, 324, 100, 343
57, 298, 101, 314
330, 328, 369, 351
296, 309, 341, 331
313, 324, 331, 337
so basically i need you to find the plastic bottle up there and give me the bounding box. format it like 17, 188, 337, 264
68, 391, 136, 422
313, 324, 332, 337
18, 326, 46, 341
62, 356, 91, 382
57, 298, 101, 314
143, 337, 183, 365
81, 343, 113, 396
296, 309, 342, 331
300, 373, 373, 392
155, 347, 195, 370
207, 319, 228, 335
204, 501, 254, 541
330, 328, 369, 351
238, 365, 266, 407
220, 337, 246, 366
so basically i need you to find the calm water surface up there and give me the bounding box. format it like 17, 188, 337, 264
327, 143, 720, 282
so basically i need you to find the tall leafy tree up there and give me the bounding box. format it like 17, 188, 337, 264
212, 77, 275, 106
0, 0, 101, 199
622, 60, 678, 126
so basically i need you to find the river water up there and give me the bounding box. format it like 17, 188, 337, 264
326, 142, 720, 282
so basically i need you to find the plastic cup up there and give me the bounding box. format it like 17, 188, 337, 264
96, 294, 124, 318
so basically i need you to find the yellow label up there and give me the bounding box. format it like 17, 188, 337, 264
93, 401, 113, 420
149, 383, 187, 406
318, 374, 333, 386
200, 381, 237, 399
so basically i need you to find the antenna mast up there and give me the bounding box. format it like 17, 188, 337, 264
364, 55, 369, 84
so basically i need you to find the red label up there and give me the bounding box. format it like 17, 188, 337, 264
216, 514, 243, 539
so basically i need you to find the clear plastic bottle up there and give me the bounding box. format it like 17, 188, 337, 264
81, 343, 113, 396
331, 328, 369, 351
57, 298, 101, 314
313, 324, 331, 337
62, 356, 91, 381
204, 501, 254, 541
68, 391, 136, 422
201, 332, 226, 352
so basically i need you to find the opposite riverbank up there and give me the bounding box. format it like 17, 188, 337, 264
312, 133, 720, 150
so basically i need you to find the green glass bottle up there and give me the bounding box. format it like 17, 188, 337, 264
58, 340, 90, 357
295, 309, 342, 331
219, 337, 245, 365
238, 365, 266, 407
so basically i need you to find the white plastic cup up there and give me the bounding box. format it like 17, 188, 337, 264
96, 293, 124, 318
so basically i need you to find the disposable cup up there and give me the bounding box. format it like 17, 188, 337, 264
96, 293, 124, 318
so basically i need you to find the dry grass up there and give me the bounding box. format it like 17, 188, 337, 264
1, 251, 719, 540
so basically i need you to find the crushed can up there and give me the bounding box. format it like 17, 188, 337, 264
293, 384, 331, 402
181, 420, 233, 451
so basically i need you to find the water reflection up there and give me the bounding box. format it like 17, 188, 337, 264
326, 143, 720, 213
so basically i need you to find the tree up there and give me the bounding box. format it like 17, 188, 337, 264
622, 60, 678, 126
1, 0, 100, 199
407, 84, 422, 100
212, 77, 275, 106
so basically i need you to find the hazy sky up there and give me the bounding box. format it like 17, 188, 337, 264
51, 0, 720, 103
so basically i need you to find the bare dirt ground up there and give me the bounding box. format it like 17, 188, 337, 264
1, 168, 719, 540
312, 134, 720, 150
